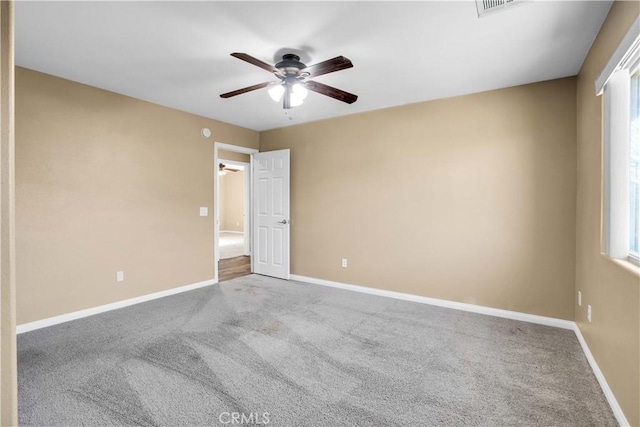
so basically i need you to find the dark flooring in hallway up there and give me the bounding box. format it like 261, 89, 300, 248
218, 256, 251, 282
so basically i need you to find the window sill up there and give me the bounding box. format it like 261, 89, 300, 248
601, 253, 640, 277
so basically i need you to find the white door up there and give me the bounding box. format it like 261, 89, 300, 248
252, 149, 290, 279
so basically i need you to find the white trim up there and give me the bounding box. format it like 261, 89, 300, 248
219, 230, 244, 234
290, 275, 574, 329
249, 154, 255, 272
573, 326, 630, 427
595, 14, 640, 95
290, 274, 629, 425
603, 70, 631, 258
243, 161, 251, 257
16, 278, 217, 334
215, 144, 218, 270
216, 142, 258, 155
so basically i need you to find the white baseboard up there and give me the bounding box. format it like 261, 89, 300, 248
573, 325, 629, 426
16, 278, 217, 334
290, 274, 574, 329
290, 274, 629, 426
220, 230, 244, 234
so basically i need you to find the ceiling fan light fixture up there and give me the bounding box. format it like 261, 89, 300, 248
292, 83, 308, 100
268, 84, 285, 102
289, 95, 304, 108
288, 83, 308, 107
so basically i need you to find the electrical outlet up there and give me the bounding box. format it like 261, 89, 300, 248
116, 271, 124, 282
578, 291, 582, 306
587, 305, 592, 322
199, 207, 208, 217
341, 258, 348, 268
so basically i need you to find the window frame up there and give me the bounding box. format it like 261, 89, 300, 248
597, 16, 640, 267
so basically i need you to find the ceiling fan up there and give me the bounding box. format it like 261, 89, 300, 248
219, 163, 241, 176
220, 53, 358, 109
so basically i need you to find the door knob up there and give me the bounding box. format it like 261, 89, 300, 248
278, 219, 290, 224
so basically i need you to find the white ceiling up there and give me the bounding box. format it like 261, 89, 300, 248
15, 1, 612, 131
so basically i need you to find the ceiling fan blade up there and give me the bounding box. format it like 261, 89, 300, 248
220, 163, 242, 172
300, 56, 353, 78
304, 81, 358, 104
220, 81, 277, 98
230, 53, 283, 76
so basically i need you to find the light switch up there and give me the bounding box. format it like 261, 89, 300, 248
200, 207, 208, 216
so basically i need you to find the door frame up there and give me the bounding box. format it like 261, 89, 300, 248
214, 142, 258, 283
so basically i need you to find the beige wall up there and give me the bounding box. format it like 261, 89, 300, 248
218, 173, 227, 232
1, 1, 18, 424
15, 67, 259, 324
219, 170, 245, 232
261, 77, 577, 320
219, 149, 250, 163
575, 2, 640, 425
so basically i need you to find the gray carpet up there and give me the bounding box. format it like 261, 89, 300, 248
18, 274, 616, 426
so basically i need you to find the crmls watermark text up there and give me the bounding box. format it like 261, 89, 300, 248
218, 412, 270, 425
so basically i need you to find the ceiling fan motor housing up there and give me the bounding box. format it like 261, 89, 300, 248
275, 54, 307, 76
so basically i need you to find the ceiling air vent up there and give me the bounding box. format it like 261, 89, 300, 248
475, 0, 528, 17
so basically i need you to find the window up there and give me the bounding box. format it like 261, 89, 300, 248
631, 69, 639, 259
597, 16, 640, 265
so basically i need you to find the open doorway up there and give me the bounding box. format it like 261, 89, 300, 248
214, 143, 258, 283
218, 159, 249, 281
